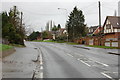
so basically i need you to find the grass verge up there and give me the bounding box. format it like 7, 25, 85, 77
33, 40, 79, 45
86, 45, 119, 49
0, 44, 13, 51
9, 44, 25, 47
66, 42, 79, 45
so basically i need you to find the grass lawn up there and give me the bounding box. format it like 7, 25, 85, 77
86, 45, 119, 49
0, 44, 13, 51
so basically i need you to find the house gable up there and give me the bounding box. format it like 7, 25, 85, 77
103, 16, 120, 34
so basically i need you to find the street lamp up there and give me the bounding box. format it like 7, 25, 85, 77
58, 8, 69, 42
58, 8, 67, 22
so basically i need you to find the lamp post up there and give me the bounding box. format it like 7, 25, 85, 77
58, 8, 69, 42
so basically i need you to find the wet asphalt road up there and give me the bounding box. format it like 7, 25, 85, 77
2, 41, 119, 79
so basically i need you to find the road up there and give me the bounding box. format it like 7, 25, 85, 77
2, 41, 119, 79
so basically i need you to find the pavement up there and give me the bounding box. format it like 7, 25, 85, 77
2, 42, 39, 78
2, 41, 119, 79
73, 45, 120, 55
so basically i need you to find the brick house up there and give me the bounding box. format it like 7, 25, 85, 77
93, 26, 103, 35
37, 32, 42, 40
76, 16, 120, 48
87, 26, 98, 36
57, 28, 67, 36
103, 16, 120, 47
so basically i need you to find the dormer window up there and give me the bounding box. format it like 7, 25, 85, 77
106, 24, 111, 29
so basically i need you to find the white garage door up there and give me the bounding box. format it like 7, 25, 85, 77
105, 42, 110, 47
112, 42, 118, 47
89, 39, 93, 45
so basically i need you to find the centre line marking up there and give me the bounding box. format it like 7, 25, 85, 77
40, 61, 43, 65
40, 72, 43, 78
40, 66, 43, 70
80, 60, 91, 67
101, 72, 112, 79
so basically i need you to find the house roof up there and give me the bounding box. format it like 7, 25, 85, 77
93, 26, 103, 34
88, 26, 98, 35
89, 26, 98, 29
59, 28, 66, 33
103, 16, 120, 29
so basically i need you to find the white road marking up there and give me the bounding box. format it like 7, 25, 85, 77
40, 61, 43, 65
35, 72, 43, 78
95, 61, 109, 67
40, 66, 43, 70
67, 54, 73, 57
40, 72, 43, 78
90, 59, 109, 67
80, 60, 91, 67
34, 48, 43, 78
39, 48, 43, 65
40, 53, 43, 62
101, 72, 112, 79
103, 71, 118, 74
112, 72, 118, 74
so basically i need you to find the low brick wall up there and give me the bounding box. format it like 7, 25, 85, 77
1, 48, 16, 58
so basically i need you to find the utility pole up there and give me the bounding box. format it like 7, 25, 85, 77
98, 1, 102, 46
99, 1, 101, 29
20, 12, 24, 45
20, 12, 23, 29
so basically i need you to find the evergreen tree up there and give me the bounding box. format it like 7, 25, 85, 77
66, 6, 86, 41
52, 25, 57, 31
57, 24, 61, 30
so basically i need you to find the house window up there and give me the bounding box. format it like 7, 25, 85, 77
106, 24, 111, 29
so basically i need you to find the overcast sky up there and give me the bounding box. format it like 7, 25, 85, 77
1, 0, 120, 32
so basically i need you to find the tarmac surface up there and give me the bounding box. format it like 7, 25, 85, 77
2, 41, 119, 79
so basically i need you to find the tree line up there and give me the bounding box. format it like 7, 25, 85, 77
1, 6, 26, 45
28, 6, 88, 42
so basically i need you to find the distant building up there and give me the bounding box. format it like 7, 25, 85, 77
37, 32, 42, 40
118, 1, 120, 16
87, 26, 98, 36
57, 28, 67, 36
46, 20, 55, 31
46, 22, 49, 31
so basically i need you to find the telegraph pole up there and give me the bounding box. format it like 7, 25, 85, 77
20, 12, 24, 45
20, 12, 23, 29
98, 1, 102, 46
99, 1, 101, 29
